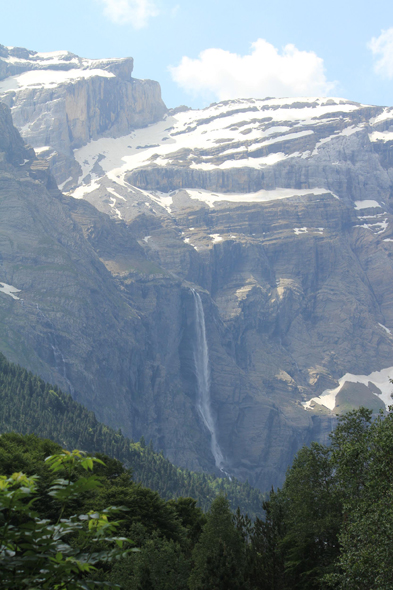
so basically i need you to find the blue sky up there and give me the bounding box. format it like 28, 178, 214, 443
1, 0, 393, 109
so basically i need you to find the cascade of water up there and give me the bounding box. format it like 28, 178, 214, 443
34, 304, 75, 396
191, 288, 225, 470
50, 344, 67, 379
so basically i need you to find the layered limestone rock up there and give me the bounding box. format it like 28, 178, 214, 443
0, 45, 167, 186
67, 96, 393, 427
0, 103, 219, 479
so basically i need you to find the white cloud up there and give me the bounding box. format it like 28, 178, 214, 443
169, 39, 335, 101
368, 28, 393, 79
99, 0, 158, 28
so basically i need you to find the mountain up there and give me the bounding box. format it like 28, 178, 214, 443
0, 44, 166, 187
0, 45, 392, 492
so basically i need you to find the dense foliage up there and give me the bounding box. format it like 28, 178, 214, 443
0, 352, 263, 517
2, 406, 393, 589
257, 406, 393, 589
0, 447, 133, 590
2, 350, 393, 589
0, 433, 245, 589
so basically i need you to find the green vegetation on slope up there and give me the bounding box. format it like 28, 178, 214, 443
2, 405, 393, 589
0, 445, 133, 590
0, 433, 249, 590
0, 352, 264, 517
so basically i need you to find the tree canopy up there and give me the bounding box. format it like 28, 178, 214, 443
2, 405, 393, 589
0, 352, 264, 517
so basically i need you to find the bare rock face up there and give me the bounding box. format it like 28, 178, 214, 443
2, 56, 393, 491
0, 103, 218, 479
64, 95, 393, 486
0, 45, 167, 186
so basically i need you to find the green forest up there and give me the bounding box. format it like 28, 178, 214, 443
0, 352, 263, 517
2, 408, 393, 589
1, 353, 393, 589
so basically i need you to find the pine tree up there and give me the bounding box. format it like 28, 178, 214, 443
189, 496, 246, 590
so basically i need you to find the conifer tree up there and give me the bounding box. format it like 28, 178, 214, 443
189, 496, 246, 590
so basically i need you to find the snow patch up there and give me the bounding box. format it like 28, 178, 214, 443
71, 180, 101, 200
107, 187, 126, 201
210, 234, 223, 243
354, 223, 372, 231
108, 196, 122, 219
354, 200, 381, 210
148, 192, 173, 213
0, 282, 21, 300
34, 146, 52, 154
312, 136, 334, 155
340, 125, 365, 136
294, 227, 308, 235
73, 98, 364, 186
379, 323, 392, 335
190, 151, 288, 170
375, 219, 388, 233
357, 213, 385, 219
370, 108, 393, 126
58, 176, 73, 191
184, 187, 336, 208
303, 366, 393, 411
311, 125, 364, 155
369, 131, 393, 142
0, 68, 114, 93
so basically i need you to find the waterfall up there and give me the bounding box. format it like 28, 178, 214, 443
191, 289, 225, 470
34, 303, 74, 396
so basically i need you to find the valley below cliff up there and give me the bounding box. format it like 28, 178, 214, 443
1, 45, 393, 491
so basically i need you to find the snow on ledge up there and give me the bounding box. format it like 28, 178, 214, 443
354, 200, 381, 210
0, 282, 21, 300
379, 323, 392, 335
184, 187, 338, 208
0, 68, 115, 93
71, 180, 101, 200
369, 131, 393, 143
303, 366, 393, 411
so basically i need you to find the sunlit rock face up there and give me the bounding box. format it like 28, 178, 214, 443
0, 45, 167, 187
2, 48, 393, 491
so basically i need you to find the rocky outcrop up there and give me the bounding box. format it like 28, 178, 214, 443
0, 46, 167, 186
0, 101, 33, 163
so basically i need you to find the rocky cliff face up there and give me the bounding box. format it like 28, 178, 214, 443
0, 45, 167, 187
65, 96, 393, 472
1, 50, 393, 491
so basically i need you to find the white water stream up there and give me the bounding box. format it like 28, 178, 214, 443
191, 289, 225, 470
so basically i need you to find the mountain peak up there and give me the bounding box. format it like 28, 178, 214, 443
0, 44, 134, 82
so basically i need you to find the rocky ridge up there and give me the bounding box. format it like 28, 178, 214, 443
0, 45, 167, 186
1, 47, 393, 491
